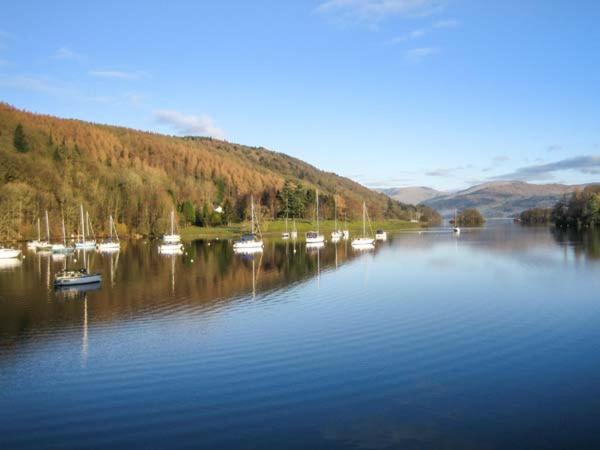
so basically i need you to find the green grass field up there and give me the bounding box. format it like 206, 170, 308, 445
180, 219, 424, 239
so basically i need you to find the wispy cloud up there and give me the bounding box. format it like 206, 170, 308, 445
492, 154, 510, 163
492, 155, 600, 181
433, 18, 459, 28
316, 0, 443, 24
52, 47, 85, 61
546, 144, 562, 152
405, 46, 439, 61
388, 17, 459, 44
154, 110, 225, 139
89, 70, 145, 80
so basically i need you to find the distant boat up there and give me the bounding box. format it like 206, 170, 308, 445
290, 218, 298, 240
375, 229, 387, 241
234, 196, 263, 253
0, 247, 21, 259
306, 189, 325, 245
331, 198, 343, 241
342, 213, 350, 240
282, 210, 290, 240
27, 217, 44, 249
159, 210, 183, 254
453, 209, 461, 234
75, 205, 96, 249
54, 268, 101, 287
97, 215, 120, 252
35, 211, 53, 252
352, 202, 375, 249
52, 213, 74, 254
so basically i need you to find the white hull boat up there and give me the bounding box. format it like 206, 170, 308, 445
282, 232, 290, 240
0, 247, 21, 259
75, 241, 96, 249
234, 197, 263, 253
97, 242, 120, 252
306, 233, 325, 244
54, 269, 102, 287
351, 202, 375, 250
52, 243, 74, 254
97, 215, 121, 252
375, 230, 387, 241
159, 243, 184, 254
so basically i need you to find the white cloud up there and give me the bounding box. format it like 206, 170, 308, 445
405, 46, 439, 61
53, 47, 84, 61
492, 155, 600, 181
89, 70, 145, 80
433, 18, 459, 28
154, 110, 225, 139
316, 0, 442, 23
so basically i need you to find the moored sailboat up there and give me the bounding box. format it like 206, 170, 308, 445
331, 197, 343, 241
159, 210, 183, 254
52, 213, 75, 254
306, 189, 325, 246
233, 196, 263, 253
97, 215, 120, 252
351, 202, 375, 249
75, 205, 96, 249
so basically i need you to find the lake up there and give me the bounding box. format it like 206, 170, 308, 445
1, 221, 600, 449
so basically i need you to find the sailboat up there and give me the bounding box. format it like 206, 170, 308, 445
342, 214, 350, 240
282, 207, 290, 240
453, 209, 461, 234
27, 217, 43, 249
159, 210, 183, 254
331, 197, 343, 241
75, 205, 96, 249
52, 212, 74, 254
54, 248, 102, 287
97, 215, 120, 252
291, 217, 298, 240
306, 189, 325, 246
233, 196, 263, 253
35, 211, 53, 252
351, 202, 375, 249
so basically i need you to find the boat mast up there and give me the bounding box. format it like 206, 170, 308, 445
109, 215, 113, 241
37, 217, 41, 241
316, 189, 320, 234
45, 210, 50, 242
334, 198, 337, 231
362, 202, 366, 237
80, 204, 85, 243
171, 210, 174, 235
251, 196, 255, 235
61, 213, 66, 245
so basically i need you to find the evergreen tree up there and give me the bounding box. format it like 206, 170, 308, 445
13, 124, 29, 153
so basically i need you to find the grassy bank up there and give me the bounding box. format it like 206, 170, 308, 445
180, 219, 424, 239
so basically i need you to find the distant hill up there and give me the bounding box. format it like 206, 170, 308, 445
0, 103, 438, 238
421, 181, 589, 217
379, 186, 443, 205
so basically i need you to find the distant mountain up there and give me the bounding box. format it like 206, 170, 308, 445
379, 186, 443, 205
422, 181, 589, 217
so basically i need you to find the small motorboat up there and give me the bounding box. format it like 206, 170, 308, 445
282, 232, 290, 240
331, 230, 343, 241
54, 268, 102, 287
0, 247, 21, 259
375, 230, 387, 241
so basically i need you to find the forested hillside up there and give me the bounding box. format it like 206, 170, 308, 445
0, 103, 439, 239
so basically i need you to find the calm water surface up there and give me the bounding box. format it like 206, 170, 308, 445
1, 222, 600, 449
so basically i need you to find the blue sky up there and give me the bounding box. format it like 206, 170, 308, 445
1, 0, 599, 191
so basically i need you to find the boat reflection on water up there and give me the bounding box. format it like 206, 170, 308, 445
54, 281, 102, 298
0, 257, 22, 271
